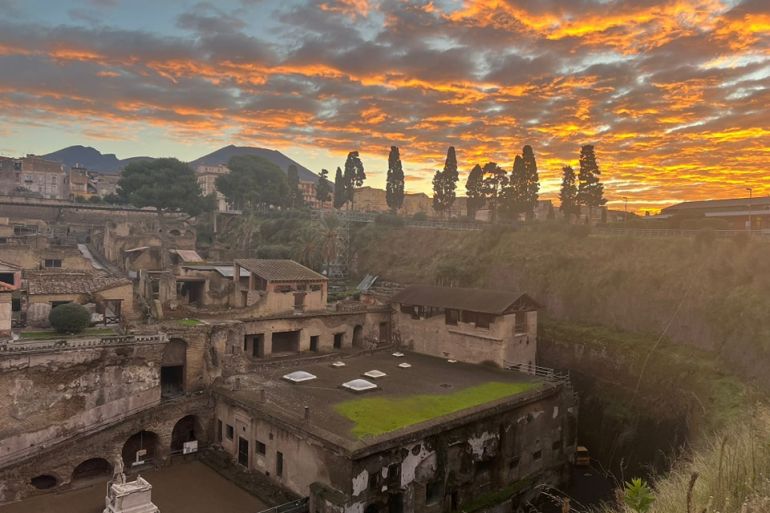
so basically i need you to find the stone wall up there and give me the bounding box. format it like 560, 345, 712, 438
394, 310, 537, 367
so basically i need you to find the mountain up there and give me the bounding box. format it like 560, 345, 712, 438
190, 145, 318, 182
43, 145, 153, 174
42, 144, 318, 182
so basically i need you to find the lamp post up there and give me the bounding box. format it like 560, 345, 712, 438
623, 196, 628, 227
746, 187, 753, 232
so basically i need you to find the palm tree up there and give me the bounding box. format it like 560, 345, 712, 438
317, 213, 341, 276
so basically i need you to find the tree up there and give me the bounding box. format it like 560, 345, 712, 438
559, 165, 578, 220
333, 167, 346, 209
385, 146, 405, 211
287, 164, 303, 209
315, 169, 332, 205
119, 158, 215, 268
215, 155, 289, 211
465, 164, 485, 219
480, 162, 508, 222
49, 302, 90, 334
343, 151, 366, 207
521, 145, 540, 218
502, 155, 527, 220
432, 146, 459, 215
576, 144, 606, 222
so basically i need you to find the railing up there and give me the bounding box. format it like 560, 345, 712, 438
0, 333, 167, 354
256, 497, 309, 513
504, 361, 572, 387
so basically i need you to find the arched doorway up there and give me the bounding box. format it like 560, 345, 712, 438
72, 458, 113, 483
30, 474, 58, 490
171, 415, 204, 452
122, 430, 161, 468
161, 338, 187, 399
353, 325, 363, 347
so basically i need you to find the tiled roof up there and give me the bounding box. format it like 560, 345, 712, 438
25, 270, 131, 295
235, 259, 326, 282
391, 285, 539, 315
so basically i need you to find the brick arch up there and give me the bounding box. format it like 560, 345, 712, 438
121, 430, 162, 468
170, 414, 206, 452
71, 457, 113, 483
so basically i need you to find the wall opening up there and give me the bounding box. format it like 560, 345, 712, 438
379, 322, 389, 343
171, 415, 204, 452
272, 330, 300, 354
244, 334, 265, 358
238, 437, 249, 467
72, 458, 113, 483
161, 338, 187, 398
353, 325, 363, 347
310, 335, 319, 352
30, 475, 58, 490
333, 332, 344, 349
122, 430, 161, 468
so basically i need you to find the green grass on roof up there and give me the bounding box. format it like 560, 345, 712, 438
334, 381, 538, 439
177, 318, 202, 327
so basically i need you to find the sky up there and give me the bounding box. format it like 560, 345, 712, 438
0, 0, 768, 212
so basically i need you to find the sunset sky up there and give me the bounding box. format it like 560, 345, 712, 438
0, 0, 768, 212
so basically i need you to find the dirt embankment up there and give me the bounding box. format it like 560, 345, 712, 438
353, 225, 770, 390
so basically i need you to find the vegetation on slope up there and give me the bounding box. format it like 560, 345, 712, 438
334, 381, 538, 438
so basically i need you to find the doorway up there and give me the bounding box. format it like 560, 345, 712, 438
238, 437, 249, 467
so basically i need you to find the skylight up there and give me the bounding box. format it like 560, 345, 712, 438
363, 370, 387, 379
342, 379, 378, 392
282, 371, 317, 383
331, 361, 346, 368
392, 352, 405, 357
398, 363, 412, 369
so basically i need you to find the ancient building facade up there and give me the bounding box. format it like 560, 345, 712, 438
391, 285, 539, 368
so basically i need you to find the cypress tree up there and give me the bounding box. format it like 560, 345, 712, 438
559, 165, 578, 220
343, 151, 365, 208
287, 164, 302, 208
386, 146, 405, 211
333, 167, 345, 209
432, 146, 458, 215
577, 145, 606, 221
521, 145, 539, 218
503, 154, 527, 219
465, 164, 484, 219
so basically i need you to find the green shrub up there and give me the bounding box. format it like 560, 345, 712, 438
49, 303, 91, 334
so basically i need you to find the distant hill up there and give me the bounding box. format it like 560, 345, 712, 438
42, 144, 318, 182
190, 145, 318, 182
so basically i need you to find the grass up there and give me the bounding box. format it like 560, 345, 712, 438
177, 318, 203, 327
19, 327, 117, 340
334, 381, 538, 439
602, 408, 770, 513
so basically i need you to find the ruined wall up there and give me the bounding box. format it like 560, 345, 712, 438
0, 341, 165, 468
394, 310, 537, 367
238, 283, 327, 315
0, 245, 94, 270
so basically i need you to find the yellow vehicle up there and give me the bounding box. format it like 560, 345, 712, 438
575, 446, 591, 466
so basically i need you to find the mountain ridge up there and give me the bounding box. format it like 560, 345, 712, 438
41, 144, 318, 182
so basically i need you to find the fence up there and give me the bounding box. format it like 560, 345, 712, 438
0, 333, 167, 355
503, 361, 572, 387
256, 497, 309, 513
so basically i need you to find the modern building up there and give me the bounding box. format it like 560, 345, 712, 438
391, 285, 539, 368
214, 350, 576, 513
0, 155, 68, 199
195, 164, 232, 212
660, 196, 770, 230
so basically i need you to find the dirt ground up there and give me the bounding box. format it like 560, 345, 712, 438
0, 460, 268, 513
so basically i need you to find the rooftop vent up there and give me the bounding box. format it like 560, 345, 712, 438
398, 363, 412, 369
342, 379, 378, 392
392, 352, 405, 357
363, 370, 387, 379
331, 361, 346, 368
282, 371, 317, 383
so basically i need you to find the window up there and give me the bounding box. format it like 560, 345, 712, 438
255, 441, 266, 455
368, 472, 379, 491
276, 451, 284, 477
515, 312, 527, 334
226, 424, 234, 440
217, 420, 223, 442
476, 314, 493, 329
44, 259, 62, 268
445, 309, 459, 326
426, 481, 443, 505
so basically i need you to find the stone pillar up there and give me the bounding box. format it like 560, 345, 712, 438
262, 331, 273, 357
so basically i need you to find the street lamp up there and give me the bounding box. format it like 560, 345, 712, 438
623, 196, 629, 227
746, 187, 753, 232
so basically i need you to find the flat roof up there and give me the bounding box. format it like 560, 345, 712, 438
235, 259, 327, 282
216, 351, 552, 455
391, 285, 540, 315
